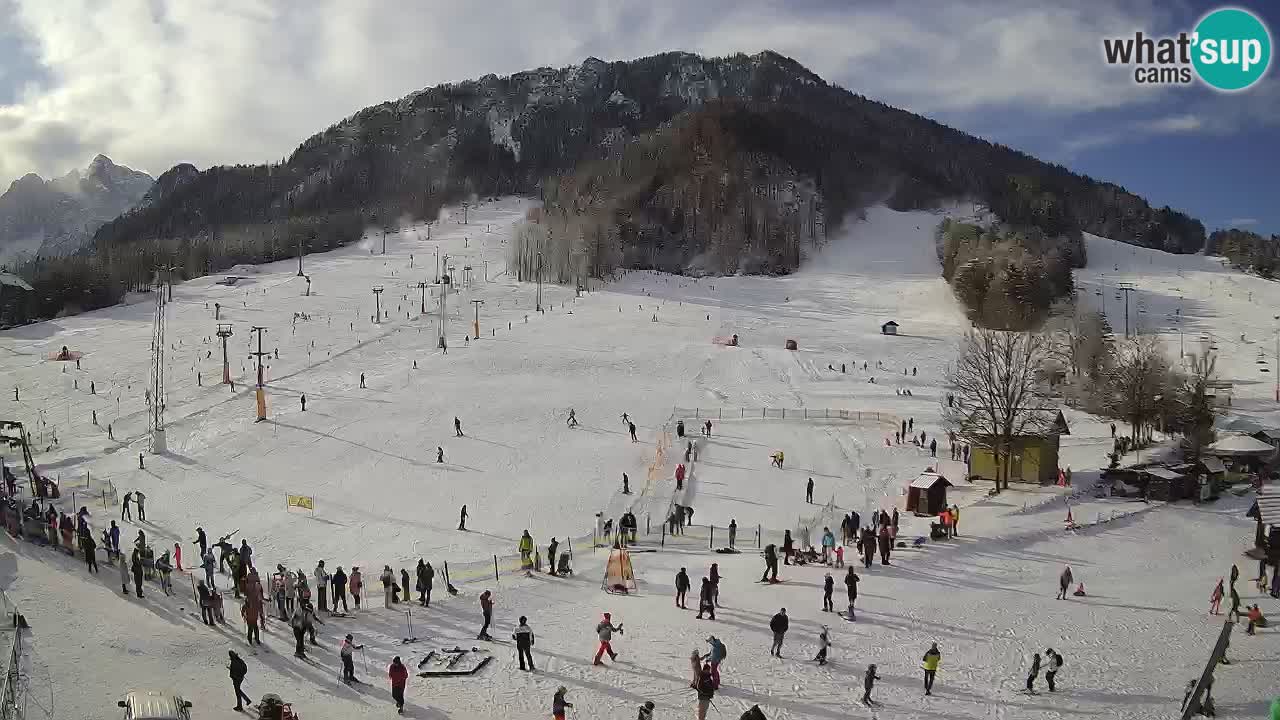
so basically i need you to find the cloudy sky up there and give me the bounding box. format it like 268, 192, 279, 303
1, 0, 1276, 234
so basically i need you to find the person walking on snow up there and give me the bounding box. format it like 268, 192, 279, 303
567, 409, 578, 427
593, 612, 623, 665
121, 491, 133, 521
821, 527, 835, 564
845, 567, 860, 619
1209, 578, 1224, 614
314, 561, 330, 613
862, 664, 882, 704
676, 567, 691, 609
629, 422, 638, 442
1025, 652, 1042, 693
769, 608, 789, 657
331, 566, 349, 613
457, 504, 466, 530
930, 438, 937, 457
1044, 648, 1062, 691
693, 659, 719, 720
923, 643, 941, 695
417, 559, 434, 606
228, 650, 252, 712
454, 416, 463, 437
359, 373, 366, 389
761, 543, 779, 582
197, 580, 215, 625
728, 519, 737, 549
813, 625, 831, 665
118, 544, 130, 593
478, 590, 494, 640
134, 491, 146, 521
552, 687, 573, 720
340, 634, 364, 683
696, 578, 716, 620
709, 563, 721, 607
437, 447, 445, 464
822, 573, 834, 612
806, 477, 814, 504
1057, 566, 1074, 600
547, 538, 559, 576
513, 615, 536, 671
388, 656, 408, 714
349, 566, 363, 610
782, 530, 794, 566
379, 566, 394, 609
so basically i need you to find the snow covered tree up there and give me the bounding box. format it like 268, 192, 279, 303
943, 329, 1057, 492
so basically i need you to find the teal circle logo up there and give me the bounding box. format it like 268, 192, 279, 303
1192, 8, 1272, 91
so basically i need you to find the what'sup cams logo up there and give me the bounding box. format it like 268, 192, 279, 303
1103, 7, 1272, 91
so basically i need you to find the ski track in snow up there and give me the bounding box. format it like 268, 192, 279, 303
1, 201, 1276, 719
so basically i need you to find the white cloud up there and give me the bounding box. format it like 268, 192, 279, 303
1143, 114, 1203, 132
0, 0, 1255, 187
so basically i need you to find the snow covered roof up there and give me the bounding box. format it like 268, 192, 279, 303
1207, 434, 1278, 456
0, 272, 33, 291
910, 472, 952, 489
1255, 493, 1280, 524
881, 320, 898, 327
1200, 456, 1227, 474
1144, 466, 1184, 481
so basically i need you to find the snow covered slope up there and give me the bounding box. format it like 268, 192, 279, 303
1, 203, 1274, 720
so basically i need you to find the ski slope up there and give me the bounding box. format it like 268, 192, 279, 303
2, 201, 1276, 720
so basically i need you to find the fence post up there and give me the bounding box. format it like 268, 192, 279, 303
661, 522, 666, 548
709, 525, 715, 550
782, 409, 786, 419
804, 409, 807, 419
493, 555, 499, 582
646, 514, 650, 535
102, 490, 107, 508
757, 524, 762, 548
718, 409, 722, 420
761, 409, 765, 418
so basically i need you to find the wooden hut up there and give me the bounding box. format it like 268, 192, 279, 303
906, 472, 953, 515
881, 320, 899, 336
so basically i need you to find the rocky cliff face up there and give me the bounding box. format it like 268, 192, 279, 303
0, 155, 153, 262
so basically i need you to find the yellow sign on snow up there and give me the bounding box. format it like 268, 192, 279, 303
286, 494, 314, 511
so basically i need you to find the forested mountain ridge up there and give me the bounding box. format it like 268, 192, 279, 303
3, 50, 1206, 324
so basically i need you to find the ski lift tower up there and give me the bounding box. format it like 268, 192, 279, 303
249, 326, 269, 422
147, 269, 169, 453
372, 286, 384, 324
216, 324, 234, 384
436, 272, 451, 350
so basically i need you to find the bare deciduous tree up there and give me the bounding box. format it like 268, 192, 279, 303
1174, 352, 1220, 461
943, 329, 1058, 492
1102, 335, 1176, 444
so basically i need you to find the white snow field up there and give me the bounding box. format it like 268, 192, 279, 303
1, 201, 1276, 720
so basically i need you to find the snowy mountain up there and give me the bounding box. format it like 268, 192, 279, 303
0, 155, 153, 262
91, 52, 1203, 274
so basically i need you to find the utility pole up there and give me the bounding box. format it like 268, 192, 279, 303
382, 228, 388, 255
249, 326, 268, 421
536, 251, 543, 312
1116, 284, 1136, 337
417, 281, 428, 314
372, 286, 384, 323
217, 324, 234, 384
297, 235, 305, 276
148, 269, 168, 453
471, 299, 485, 338
437, 277, 449, 350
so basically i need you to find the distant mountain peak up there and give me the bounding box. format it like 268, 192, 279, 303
0, 155, 154, 262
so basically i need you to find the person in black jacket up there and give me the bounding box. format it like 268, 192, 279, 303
417, 559, 435, 607
513, 615, 535, 671
822, 574, 834, 612
862, 664, 881, 704
331, 566, 349, 613
845, 568, 860, 619
228, 650, 252, 711
1026, 652, 1042, 693
709, 563, 721, 607
547, 538, 560, 577
675, 568, 691, 609
131, 550, 145, 598
782, 530, 794, 565
197, 580, 215, 625
696, 578, 716, 620
761, 544, 779, 582
769, 608, 789, 657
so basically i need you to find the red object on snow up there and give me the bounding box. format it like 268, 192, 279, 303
1073, 582, 1087, 596
675, 464, 686, 482
1065, 507, 1075, 527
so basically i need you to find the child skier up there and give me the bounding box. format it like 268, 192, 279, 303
862, 663, 881, 704
553, 687, 573, 720
813, 626, 830, 665
1209, 578, 1224, 615
923, 642, 941, 695
593, 612, 623, 665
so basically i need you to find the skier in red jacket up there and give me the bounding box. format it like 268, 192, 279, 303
388, 656, 408, 713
